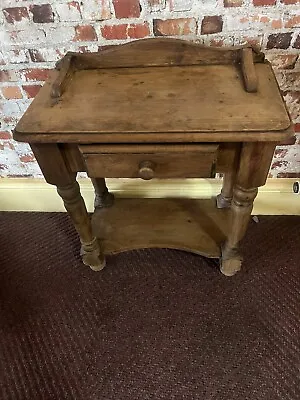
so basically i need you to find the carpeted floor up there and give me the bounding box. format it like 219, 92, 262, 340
0, 212, 300, 399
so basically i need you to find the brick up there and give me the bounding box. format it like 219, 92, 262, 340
19, 68, 50, 82
148, 0, 166, 11
201, 16, 223, 34
293, 34, 300, 49
29, 4, 54, 23
74, 25, 97, 41
266, 54, 298, 70
112, 0, 141, 18
81, 0, 111, 21
101, 23, 150, 39
274, 148, 288, 158
19, 153, 36, 163
4, 28, 46, 45
267, 33, 293, 49
278, 172, 300, 178
0, 70, 18, 82
127, 23, 150, 38
224, 0, 243, 6
285, 15, 300, 28
22, 85, 42, 98
170, 0, 193, 11
283, 91, 300, 121
280, 0, 300, 3
56, 2, 82, 22
227, 14, 282, 31
153, 18, 196, 36
29, 49, 45, 62
271, 19, 283, 29
0, 131, 12, 140
253, 0, 276, 5
271, 160, 289, 169
101, 24, 127, 39
3, 7, 29, 23
2, 86, 23, 99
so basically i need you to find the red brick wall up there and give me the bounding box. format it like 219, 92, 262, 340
0, 0, 299, 177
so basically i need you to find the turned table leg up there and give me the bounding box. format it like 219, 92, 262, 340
220, 142, 276, 276
57, 181, 105, 271
221, 185, 257, 276
216, 143, 240, 209
31, 143, 105, 272
216, 171, 236, 209
91, 178, 114, 209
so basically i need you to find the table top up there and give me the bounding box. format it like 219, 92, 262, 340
14, 38, 293, 144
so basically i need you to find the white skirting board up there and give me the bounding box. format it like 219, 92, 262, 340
0, 178, 299, 215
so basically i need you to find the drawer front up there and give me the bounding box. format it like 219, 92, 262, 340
79, 144, 218, 179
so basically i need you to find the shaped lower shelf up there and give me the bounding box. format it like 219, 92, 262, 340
92, 198, 231, 258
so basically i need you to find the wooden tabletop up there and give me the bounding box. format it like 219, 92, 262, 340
14, 38, 293, 144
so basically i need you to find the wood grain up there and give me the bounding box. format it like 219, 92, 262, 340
237, 142, 277, 188
79, 144, 218, 154
15, 63, 291, 143
241, 48, 257, 93
30, 143, 76, 186
92, 197, 230, 258
13, 38, 294, 276
51, 54, 73, 98
15, 129, 294, 144
220, 141, 276, 275
216, 143, 241, 208
67, 38, 265, 69
82, 151, 217, 179
57, 181, 105, 271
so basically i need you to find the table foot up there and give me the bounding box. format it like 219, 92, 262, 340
216, 193, 232, 209
92, 178, 115, 209
81, 238, 106, 271
220, 246, 243, 276
95, 191, 115, 209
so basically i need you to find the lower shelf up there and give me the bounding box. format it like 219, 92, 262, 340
92, 198, 231, 258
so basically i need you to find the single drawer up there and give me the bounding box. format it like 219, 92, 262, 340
79, 144, 218, 179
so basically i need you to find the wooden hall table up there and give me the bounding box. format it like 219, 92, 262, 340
14, 38, 293, 276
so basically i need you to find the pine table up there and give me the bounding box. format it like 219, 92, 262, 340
14, 38, 293, 276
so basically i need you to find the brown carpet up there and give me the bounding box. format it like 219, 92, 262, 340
0, 212, 300, 400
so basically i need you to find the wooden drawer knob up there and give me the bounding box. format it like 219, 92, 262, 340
138, 161, 155, 180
